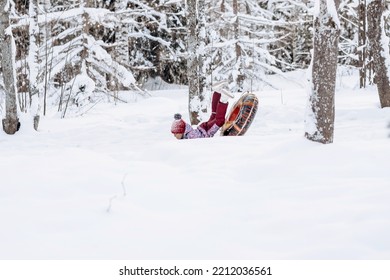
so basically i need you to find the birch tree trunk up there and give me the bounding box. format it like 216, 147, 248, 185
1, 0, 19, 134
366, 0, 390, 108
187, 0, 199, 124
304, 0, 340, 144
358, 0, 367, 88
233, 0, 244, 91
198, 0, 206, 100
29, 0, 41, 130
187, 0, 207, 125
42, 0, 52, 116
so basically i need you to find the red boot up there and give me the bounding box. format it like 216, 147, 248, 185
215, 101, 228, 127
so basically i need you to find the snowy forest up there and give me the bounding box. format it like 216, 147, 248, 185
0, 0, 389, 142
1, 0, 390, 261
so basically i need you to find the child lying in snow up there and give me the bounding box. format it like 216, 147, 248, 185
171, 90, 233, 139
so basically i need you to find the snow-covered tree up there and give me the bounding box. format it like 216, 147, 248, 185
38, 1, 140, 116
357, 0, 369, 87
338, 0, 359, 66
1, 0, 188, 117
267, 0, 313, 70
126, 0, 187, 86
1, 0, 19, 134
305, 0, 341, 144
28, 0, 41, 130
366, 0, 390, 108
207, 0, 288, 92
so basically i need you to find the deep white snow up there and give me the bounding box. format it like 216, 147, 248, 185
1, 70, 389, 259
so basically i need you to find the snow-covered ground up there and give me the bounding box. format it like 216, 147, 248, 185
1, 70, 389, 259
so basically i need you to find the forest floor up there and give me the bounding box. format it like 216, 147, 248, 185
1, 69, 390, 259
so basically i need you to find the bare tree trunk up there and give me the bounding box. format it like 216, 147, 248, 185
42, 0, 53, 117
358, 0, 367, 88
1, 0, 19, 134
29, 0, 41, 130
233, 0, 244, 91
187, 0, 199, 124
198, 0, 206, 98
367, 0, 390, 108
187, 0, 207, 125
305, 0, 340, 144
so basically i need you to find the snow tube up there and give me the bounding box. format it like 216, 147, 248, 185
221, 92, 259, 136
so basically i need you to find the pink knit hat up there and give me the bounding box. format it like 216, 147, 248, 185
171, 113, 186, 134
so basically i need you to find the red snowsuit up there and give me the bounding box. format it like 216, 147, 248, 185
184, 92, 228, 139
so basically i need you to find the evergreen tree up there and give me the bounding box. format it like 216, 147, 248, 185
267, 0, 313, 70
207, 0, 286, 92
126, 0, 186, 86
338, 0, 359, 66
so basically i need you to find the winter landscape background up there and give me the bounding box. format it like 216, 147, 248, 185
1, 0, 390, 260
1, 69, 389, 259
